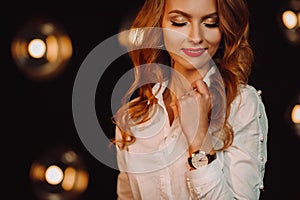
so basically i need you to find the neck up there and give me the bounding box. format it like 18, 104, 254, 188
174, 62, 210, 83
169, 63, 211, 96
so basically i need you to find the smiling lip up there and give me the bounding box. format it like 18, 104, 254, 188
182, 48, 206, 57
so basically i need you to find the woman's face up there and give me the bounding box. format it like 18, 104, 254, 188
162, 0, 221, 73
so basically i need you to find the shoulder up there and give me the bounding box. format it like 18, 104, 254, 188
232, 84, 263, 108
228, 84, 268, 142
230, 84, 266, 123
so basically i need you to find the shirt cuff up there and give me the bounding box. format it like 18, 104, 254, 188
186, 158, 222, 185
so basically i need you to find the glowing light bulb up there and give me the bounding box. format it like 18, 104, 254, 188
28, 38, 46, 58
45, 165, 64, 185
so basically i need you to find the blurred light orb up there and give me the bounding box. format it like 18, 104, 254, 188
28, 38, 47, 59
11, 19, 73, 81
279, 0, 300, 45
289, 93, 300, 137
29, 146, 89, 200
291, 104, 300, 124
282, 10, 298, 29
45, 165, 64, 185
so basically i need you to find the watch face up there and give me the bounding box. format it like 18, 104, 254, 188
191, 151, 208, 168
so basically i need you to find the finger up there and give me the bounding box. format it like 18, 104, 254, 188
191, 79, 209, 94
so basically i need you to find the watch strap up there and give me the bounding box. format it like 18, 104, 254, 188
206, 152, 217, 164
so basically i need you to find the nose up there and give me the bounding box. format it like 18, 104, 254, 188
188, 24, 203, 44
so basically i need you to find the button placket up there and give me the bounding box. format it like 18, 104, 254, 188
186, 177, 201, 200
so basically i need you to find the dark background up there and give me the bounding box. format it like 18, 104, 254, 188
2, 0, 300, 199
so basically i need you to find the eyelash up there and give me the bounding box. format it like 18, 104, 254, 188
171, 21, 187, 27
203, 22, 219, 28
170, 21, 219, 28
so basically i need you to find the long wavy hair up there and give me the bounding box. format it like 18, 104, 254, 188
112, 0, 253, 150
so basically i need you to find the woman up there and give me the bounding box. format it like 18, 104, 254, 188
112, 0, 268, 199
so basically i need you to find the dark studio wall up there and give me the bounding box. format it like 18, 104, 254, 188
2, 0, 300, 199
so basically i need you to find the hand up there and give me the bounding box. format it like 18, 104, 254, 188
176, 79, 213, 153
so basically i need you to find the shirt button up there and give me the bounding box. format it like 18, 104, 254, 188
257, 90, 262, 96
259, 136, 264, 142
258, 113, 262, 118
259, 184, 264, 190
260, 156, 264, 162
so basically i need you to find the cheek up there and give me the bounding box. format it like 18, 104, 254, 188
163, 31, 175, 51
205, 30, 222, 54
207, 30, 222, 47
163, 29, 186, 52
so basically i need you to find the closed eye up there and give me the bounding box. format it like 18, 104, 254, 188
203, 22, 219, 28
171, 21, 187, 27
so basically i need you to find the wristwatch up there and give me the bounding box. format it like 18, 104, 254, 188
188, 150, 216, 169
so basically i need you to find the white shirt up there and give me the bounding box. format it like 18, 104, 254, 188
115, 71, 268, 200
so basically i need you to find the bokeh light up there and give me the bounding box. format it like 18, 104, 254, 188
29, 146, 89, 200
28, 38, 47, 59
45, 165, 64, 185
282, 10, 298, 29
287, 92, 300, 137
291, 104, 300, 124
279, 0, 300, 45
11, 18, 73, 81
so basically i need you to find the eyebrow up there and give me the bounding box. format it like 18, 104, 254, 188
168, 10, 218, 20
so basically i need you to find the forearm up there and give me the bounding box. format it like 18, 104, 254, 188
188, 129, 215, 156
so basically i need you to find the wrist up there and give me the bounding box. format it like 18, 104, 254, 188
188, 136, 214, 156
188, 141, 202, 155
189, 146, 215, 157
188, 150, 217, 170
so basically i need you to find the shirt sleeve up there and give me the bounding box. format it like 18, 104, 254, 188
115, 126, 134, 200
117, 171, 134, 200
186, 85, 268, 200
